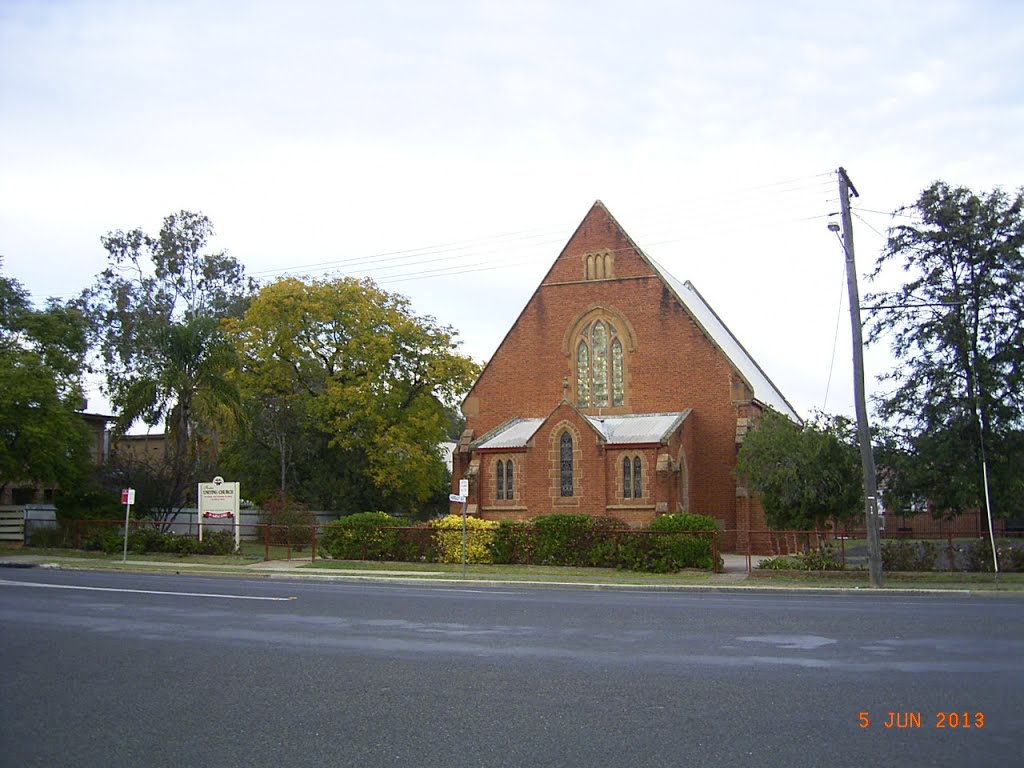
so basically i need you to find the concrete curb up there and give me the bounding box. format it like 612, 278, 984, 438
3, 554, 1021, 596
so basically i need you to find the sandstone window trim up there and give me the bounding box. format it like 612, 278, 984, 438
495, 459, 515, 501
622, 454, 643, 499
582, 249, 615, 280
575, 318, 626, 409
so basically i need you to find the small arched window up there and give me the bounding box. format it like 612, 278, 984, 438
506, 461, 514, 501
496, 460, 504, 500
623, 456, 643, 499
559, 432, 574, 497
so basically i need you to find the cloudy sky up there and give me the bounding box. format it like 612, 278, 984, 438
2, 0, 1022, 422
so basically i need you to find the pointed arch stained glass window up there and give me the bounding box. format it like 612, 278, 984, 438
592, 321, 608, 406
577, 342, 590, 407
611, 338, 624, 407
575, 318, 625, 408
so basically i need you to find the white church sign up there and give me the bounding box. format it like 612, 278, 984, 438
198, 476, 240, 549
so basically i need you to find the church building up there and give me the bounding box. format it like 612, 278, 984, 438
452, 201, 799, 552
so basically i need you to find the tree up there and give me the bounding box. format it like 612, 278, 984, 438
735, 410, 862, 530
0, 260, 92, 495
82, 211, 255, 519
866, 182, 1024, 520
227, 276, 479, 514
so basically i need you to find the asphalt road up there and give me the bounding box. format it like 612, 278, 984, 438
1, 569, 1021, 768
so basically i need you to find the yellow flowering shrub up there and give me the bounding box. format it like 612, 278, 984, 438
430, 514, 499, 563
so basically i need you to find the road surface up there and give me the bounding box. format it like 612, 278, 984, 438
1, 568, 1021, 767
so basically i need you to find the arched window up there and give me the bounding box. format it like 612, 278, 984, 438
496, 460, 504, 500
559, 432, 574, 497
576, 342, 590, 405
582, 251, 614, 280
506, 461, 514, 501
575, 318, 625, 408
623, 456, 643, 500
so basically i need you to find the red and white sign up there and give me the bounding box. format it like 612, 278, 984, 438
121, 488, 136, 505
198, 477, 241, 548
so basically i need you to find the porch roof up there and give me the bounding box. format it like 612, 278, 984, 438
473, 411, 689, 450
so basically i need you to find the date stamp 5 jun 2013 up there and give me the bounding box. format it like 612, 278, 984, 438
859, 712, 985, 729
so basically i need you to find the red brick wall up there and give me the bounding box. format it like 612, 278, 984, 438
459, 203, 757, 547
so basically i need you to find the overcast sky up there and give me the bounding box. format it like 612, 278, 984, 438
2, 0, 1022, 422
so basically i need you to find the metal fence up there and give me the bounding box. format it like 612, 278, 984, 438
726, 528, 1024, 573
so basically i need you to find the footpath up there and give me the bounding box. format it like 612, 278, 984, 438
2, 551, 1020, 594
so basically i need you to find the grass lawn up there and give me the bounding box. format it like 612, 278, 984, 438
5, 545, 1023, 591
299, 558, 724, 585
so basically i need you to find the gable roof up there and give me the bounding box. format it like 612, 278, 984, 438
586, 202, 800, 422
647, 260, 801, 422
462, 200, 800, 423
474, 410, 691, 450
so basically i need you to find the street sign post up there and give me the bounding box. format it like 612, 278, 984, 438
458, 479, 469, 578
120, 487, 135, 563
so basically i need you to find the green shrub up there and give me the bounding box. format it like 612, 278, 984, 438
128, 527, 170, 554
490, 521, 533, 564
617, 513, 718, 573
1000, 542, 1024, 573
961, 538, 996, 572
794, 542, 843, 570
588, 517, 627, 568
198, 530, 237, 556
960, 538, 1024, 573
882, 540, 938, 571
757, 555, 801, 569
319, 512, 403, 561
531, 514, 597, 566
429, 514, 499, 564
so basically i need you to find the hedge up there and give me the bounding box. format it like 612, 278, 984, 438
430, 514, 499, 563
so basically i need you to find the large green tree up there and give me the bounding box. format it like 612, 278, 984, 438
866, 182, 1024, 520
735, 410, 862, 530
82, 211, 255, 518
0, 261, 92, 495
226, 276, 479, 514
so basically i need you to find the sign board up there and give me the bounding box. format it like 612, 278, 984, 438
449, 494, 466, 503
121, 488, 136, 505
459, 479, 469, 497
199, 480, 238, 518
198, 478, 240, 549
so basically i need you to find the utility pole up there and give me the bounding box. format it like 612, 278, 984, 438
837, 167, 884, 588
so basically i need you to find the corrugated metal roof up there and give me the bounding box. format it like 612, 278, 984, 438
586, 411, 689, 444
647, 258, 801, 422
474, 411, 689, 450
474, 418, 545, 449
